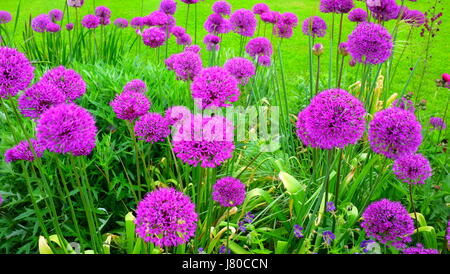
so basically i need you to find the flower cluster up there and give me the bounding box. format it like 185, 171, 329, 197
402, 244, 439, 254
134, 113, 171, 143
294, 225, 304, 238
0, 47, 35, 98
230, 9, 257, 37
212, 177, 246, 207
245, 37, 273, 66
41, 66, 87, 101
124, 79, 147, 93
110, 91, 151, 121
224, 57, 255, 86
392, 153, 432, 185
302, 16, 327, 38
4, 139, 45, 162
18, 81, 66, 119
429, 117, 446, 130
166, 50, 203, 81
142, 27, 166, 48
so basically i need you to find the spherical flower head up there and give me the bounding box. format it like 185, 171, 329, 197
146, 10, 168, 26
18, 81, 66, 119
114, 18, 128, 28
191, 66, 240, 109
180, 0, 199, 4
131, 17, 144, 29
98, 17, 110, 26
348, 8, 368, 23
0, 11, 12, 24
402, 244, 439, 254
169, 51, 203, 81
185, 44, 201, 54
401, 8, 425, 27
361, 199, 414, 249
41, 66, 86, 101
95, 6, 111, 19
4, 139, 45, 162
176, 33, 192, 46
230, 9, 257, 37
338, 42, 349, 56
124, 79, 147, 93
46, 22, 61, 33
260, 11, 279, 24
347, 22, 392, 65
392, 97, 415, 113
67, 0, 84, 8
203, 34, 221, 51
165, 105, 191, 126
36, 103, 97, 156
280, 12, 298, 28
31, 14, 51, 32
274, 23, 293, 39
368, 107, 422, 159
253, 3, 269, 15
224, 57, 255, 85
135, 187, 198, 247
66, 23, 74, 31
257, 55, 271, 66
49, 9, 63, 22
160, 0, 177, 15
204, 13, 231, 34
110, 91, 150, 121
302, 16, 327, 38
81, 14, 100, 29
172, 114, 235, 168
296, 89, 366, 149
313, 43, 324, 56
393, 153, 432, 185
320, 0, 354, 14
367, 0, 400, 21
171, 26, 186, 37
245, 37, 273, 58
0, 47, 35, 98
135, 113, 171, 143
429, 117, 446, 130
142, 27, 166, 48
212, 177, 246, 207
213, 1, 232, 16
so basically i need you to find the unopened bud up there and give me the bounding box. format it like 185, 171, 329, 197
312, 43, 324, 56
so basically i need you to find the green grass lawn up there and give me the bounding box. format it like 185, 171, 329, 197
1, 0, 449, 115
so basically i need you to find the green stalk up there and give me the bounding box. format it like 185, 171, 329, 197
328, 13, 334, 89
127, 121, 142, 200
331, 149, 343, 233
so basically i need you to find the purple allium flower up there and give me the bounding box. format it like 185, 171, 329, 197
393, 153, 432, 185
296, 89, 366, 150
66, 23, 74, 31
429, 117, 446, 130
131, 17, 144, 29
0, 47, 34, 99
401, 8, 426, 27
171, 26, 186, 37
41, 66, 86, 102
367, 0, 400, 21
302, 16, 327, 38
402, 244, 439, 254
245, 37, 273, 58
142, 27, 166, 48
185, 44, 201, 54
213, 1, 232, 16
212, 177, 246, 207
257, 55, 271, 66
36, 103, 97, 156
348, 8, 368, 23
95, 6, 111, 19
191, 66, 240, 109
294, 225, 304, 238
145, 10, 168, 27
326, 201, 336, 212
180, 0, 199, 4
338, 42, 349, 56
110, 91, 150, 121
360, 239, 376, 253
4, 139, 45, 162
368, 107, 422, 159
124, 79, 147, 93
81, 14, 100, 29
273, 22, 294, 39
253, 3, 270, 15
392, 97, 415, 113
0, 11, 12, 24
203, 34, 221, 51
218, 245, 231, 254
361, 199, 414, 249
347, 22, 393, 65
176, 33, 192, 46
322, 230, 335, 245
167, 51, 202, 81
98, 17, 110, 26
134, 113, 171, 143
49, 9, 63, 22
260, 11, 279, 24
18, 81, 66, 119
114, 18, 128, 28
31, 14, 51, 33
320, 0, 354, 14
46, 22, 61, 33
313, 43, 324, 56
230, 9, 257, 37
135, 187, 198, 247
280, 12, 298, 28
172, 114, 235, 168
165, 105, 191, 126
67, 0, 84, 8
204, 13, 231, 34
224, 57, 255, 85
160, 0, 177, 15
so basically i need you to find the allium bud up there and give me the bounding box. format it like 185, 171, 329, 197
312, 43, 324, 56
